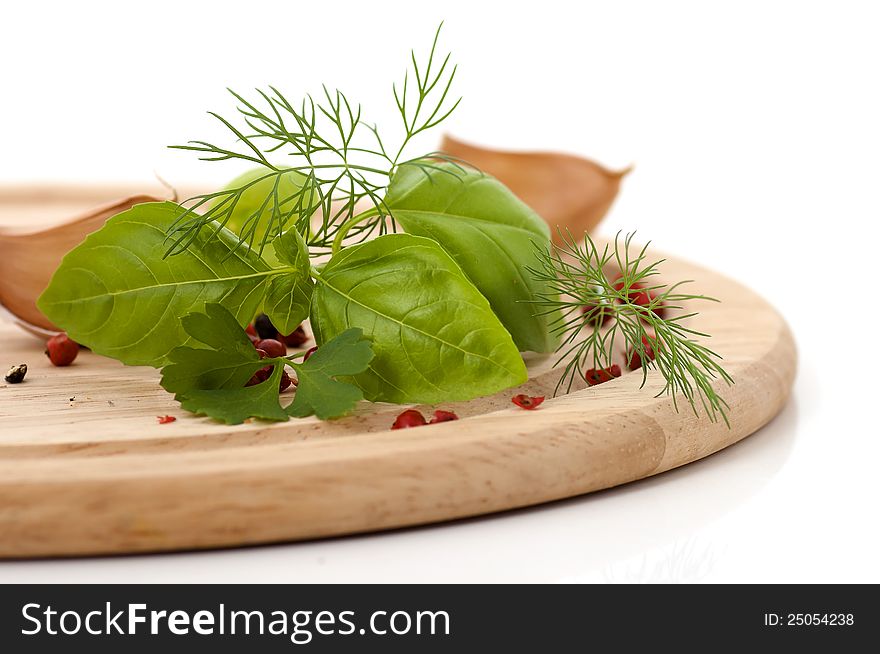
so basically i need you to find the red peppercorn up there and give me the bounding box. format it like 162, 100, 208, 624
391, 409, 427, 429
626, 334, 658, 371
303, 345, 318, 362
612, 278, 639, 293
246, 350, 273, 386
245, 369, 264, 386
585, 364, 622, 386
255, 338, 287, 358
652, 298, 667, 319
613, 278, 666, 318
245, 367, 272, 386
45, 333, 79, 367
282, 325, 310, 348
512, 394, 545, 410
581, 301, 613, 327
430, 409, 459, 423
244, 323, 263, 345
631, 288, 666, 318
613, 279, 650, 306
157, 415, 176, 424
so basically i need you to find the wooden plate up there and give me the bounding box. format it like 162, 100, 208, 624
0, 202, 796, 559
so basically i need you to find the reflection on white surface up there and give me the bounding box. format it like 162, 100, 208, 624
598, 537, 721, 584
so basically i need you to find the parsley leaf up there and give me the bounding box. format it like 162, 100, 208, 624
161, 303, 261, 395
286, 328, 375, 420
160, 303, 373, 424
178, 364, 289, 424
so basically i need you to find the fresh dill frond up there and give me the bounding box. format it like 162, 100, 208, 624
528, 230, 734, 424
165, 23, 462, 258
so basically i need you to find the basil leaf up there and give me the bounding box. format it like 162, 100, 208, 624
213, 167, 310, 266
37, 202, 296, 367
263, 229, 315, 334
310, 233, 527, 403
385, 162, 560, 353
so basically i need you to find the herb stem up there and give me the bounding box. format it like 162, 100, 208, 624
331, 207, 383, 255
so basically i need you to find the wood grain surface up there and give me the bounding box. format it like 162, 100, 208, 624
0, 191, 796, 558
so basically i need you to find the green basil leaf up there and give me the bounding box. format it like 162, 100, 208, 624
213, 167, 310, 266
385, 161, 560, 353
263, 229, 314, 334
310, 233, 527, 404
37, 202, 297, 367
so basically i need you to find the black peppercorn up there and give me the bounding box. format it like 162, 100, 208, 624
254, 313, 278, 340
4, 364, 27, 384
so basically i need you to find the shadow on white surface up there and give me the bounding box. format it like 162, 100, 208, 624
0, 396, 798, 583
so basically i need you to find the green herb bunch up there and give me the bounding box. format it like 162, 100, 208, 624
530, 231, 733, 423
166, 25, 463, 258
37, 25, 731, 425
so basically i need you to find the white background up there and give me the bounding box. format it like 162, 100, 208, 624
1, 0, 877, 582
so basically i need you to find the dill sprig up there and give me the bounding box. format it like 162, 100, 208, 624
529, 231, 734, 424
165, 23, 462, 257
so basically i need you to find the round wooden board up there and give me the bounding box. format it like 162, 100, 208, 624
0, 201, 796, 559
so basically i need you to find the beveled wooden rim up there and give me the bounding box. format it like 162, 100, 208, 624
0, 244, 796, 558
